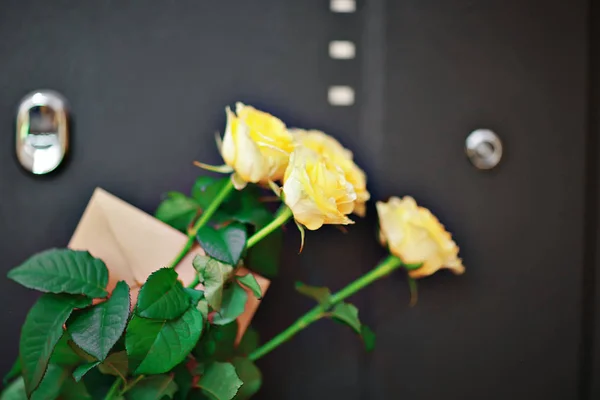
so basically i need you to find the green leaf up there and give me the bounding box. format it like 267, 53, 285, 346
192, 176, 217, 199
245, 227, 282, 278
196, 224, 247, 266
60, 377, 93, 400
232, 358, 261, 400
68, 340, 97, 363
73, 362, 100, 382
155, 192, 199, 233
8, 249, 109, 298
194, 322, 238, 363
80, 368, 114, 400
173, 363, 193, 400
68, 281, 130, 360
225, 187, 272, 228
184, 288, 204, 306
235, 275, 262, 299
137, 269, 189, 320
49, 334, 85, 367
197, 362, 242, 400
192, 177, 229, 209
197, 299, 209, 320
3, 358, 21, 386
295, 282, 331, 307
30, 364, 68, 400
208, 323, 237, 361
125, 375, 177, 400
212, 284, 248, 326
98, 351, 129, 379
236, 327, 259, 357
0, 377, 26, 400
20, 294, 91, 395
192, 177, 234, 224
361, 325, 376, 352
330, 302, 362, 334
126, 308, 204, 375
193, 255, 233, 311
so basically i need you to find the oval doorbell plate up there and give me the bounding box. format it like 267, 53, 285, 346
16, 90, 69, 174
465, 129, 503, 170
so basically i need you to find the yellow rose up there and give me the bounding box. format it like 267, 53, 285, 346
282, 146, 356, 230
292, 129, 370, 216
376, 196, 465, 278
220, 103, 294, 188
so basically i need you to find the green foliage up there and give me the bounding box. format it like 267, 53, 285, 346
184, 288, 205, 306
72, 362, 100, 382
245, 226, 282, 278
68, 281, 130, 360
223, 186, 272, 228
1, 372, 88, 400
196, 299, 210, 320
60, 376, 93, 400
235, 274, 262, 299
20, 294, 91, 395
193, 255, 233, 311
295, 281, 375, 353
49, 334, 87, 367
196, 223, 247, 266
158, 176, 283, 277
126, 308, 204, 375
125, 375, 178, 400
80, 368, 114, 400
192, 177, 230, 210
136, 269, 189, 320
196, 362, 242, 400
329, 302, 376, 351
236, 327, 260, 357
3, 359, 21, 386
156, 177, 250, 234
0, 377, 26, 400
2, 174, 371, 400
155, 192, 200, 232
194, 322, 237, 363
212, 284, 248, 326
231, 358, 261, 400
360, 325, 376, 352
98, 351, 129, 379
330, 303, 361, 334
8, 249, 109, 298
295, 282, 331, 307
172, 363, 193, 400
30, 364, 68, 400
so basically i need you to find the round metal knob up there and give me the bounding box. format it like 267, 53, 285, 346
465, 129, 503, 170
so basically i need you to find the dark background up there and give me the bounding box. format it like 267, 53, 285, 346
0, 1, 598, 399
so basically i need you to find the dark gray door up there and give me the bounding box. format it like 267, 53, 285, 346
0, 1, 594, 399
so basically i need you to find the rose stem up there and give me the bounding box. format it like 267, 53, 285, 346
167, 179, 235, 269
248, 254, 404, 361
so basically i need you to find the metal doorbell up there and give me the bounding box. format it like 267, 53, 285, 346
16, 90, 69, 174
465, 129, 503, 170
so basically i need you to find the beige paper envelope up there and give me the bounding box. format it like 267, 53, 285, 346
68, 187, 269, 341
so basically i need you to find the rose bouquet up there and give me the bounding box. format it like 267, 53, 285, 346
1, 103, 465, 399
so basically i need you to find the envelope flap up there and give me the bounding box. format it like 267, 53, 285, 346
68, 188, 136, 290
96, 188, 190, 283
